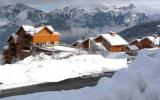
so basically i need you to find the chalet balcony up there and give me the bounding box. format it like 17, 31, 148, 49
33, 42, 55, 48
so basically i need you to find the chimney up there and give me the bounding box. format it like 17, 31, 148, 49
109, 31, 116, 36
153, 34, 158, 38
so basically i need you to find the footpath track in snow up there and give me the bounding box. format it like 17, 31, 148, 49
0, 72, 115, 98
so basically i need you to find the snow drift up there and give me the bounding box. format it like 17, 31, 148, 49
3, 49, 160, 100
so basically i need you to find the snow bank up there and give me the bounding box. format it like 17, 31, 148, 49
106, 52, 127, 59
42, 46, 86, 53
3, 49, 160, 100
0, 53, 127, 89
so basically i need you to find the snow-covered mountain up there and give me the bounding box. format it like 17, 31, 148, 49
0, 3, 157, 52
47, 4, 147, 30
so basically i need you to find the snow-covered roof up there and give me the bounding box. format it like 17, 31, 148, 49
143, 36, 160, 45
22, 25, 34, 32
7, 33, 18, 43
46, 25, 55, 32
12, 34, 18, 43
128, 45, 139, 50
72, 40, 83, 46
100, 33, 128, 46
130, 39, 141, 43
21, 25, 56, 35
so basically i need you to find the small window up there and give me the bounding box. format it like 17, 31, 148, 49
51, 42, 54, 44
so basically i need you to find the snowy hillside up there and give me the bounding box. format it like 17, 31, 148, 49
0, 53, 127, 90
3, 49, 160, 100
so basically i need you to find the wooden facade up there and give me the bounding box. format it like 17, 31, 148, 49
3, 25, 61, 64
140, 38, 154, 48
32, 27, 60, 45
140, 36, 160, 49
2, 34, 17, 63
130, 36, 160, 49
94, 35, 127, 52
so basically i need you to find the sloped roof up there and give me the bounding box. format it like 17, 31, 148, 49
143, 36, 160, 45
46, 25, 55, 32
100, 33, 128, 46
21, 25, 56, 35
7, 33, 18, 43
21, 25, 34, 32
82, 37, 95, 43
72, 40, 83, 46
130, 39, 141, 43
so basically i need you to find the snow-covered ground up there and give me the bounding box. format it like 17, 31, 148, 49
3, 49, 160, 100
106, 52, 127, 59
0, 53, 127, 90
42, 46, 87, 54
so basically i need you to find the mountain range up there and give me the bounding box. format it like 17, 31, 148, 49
0, 3, 159, 52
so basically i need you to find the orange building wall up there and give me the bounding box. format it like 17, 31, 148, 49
32, 28, 60, 45
110, 45, 126, 52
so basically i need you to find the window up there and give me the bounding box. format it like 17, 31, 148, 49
51, 42, 54, 44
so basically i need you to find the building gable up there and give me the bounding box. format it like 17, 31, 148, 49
7, 35, 14, 43
36, 27, 53, 35
15, 26, 28, 38
7, 34, 18, 43
140, 38, 154, 48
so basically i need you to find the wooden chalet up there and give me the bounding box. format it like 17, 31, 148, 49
140, 35, 160, 49
3, 25, 61, 64
2, 34, 18, 63
94, 32, 128, 52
